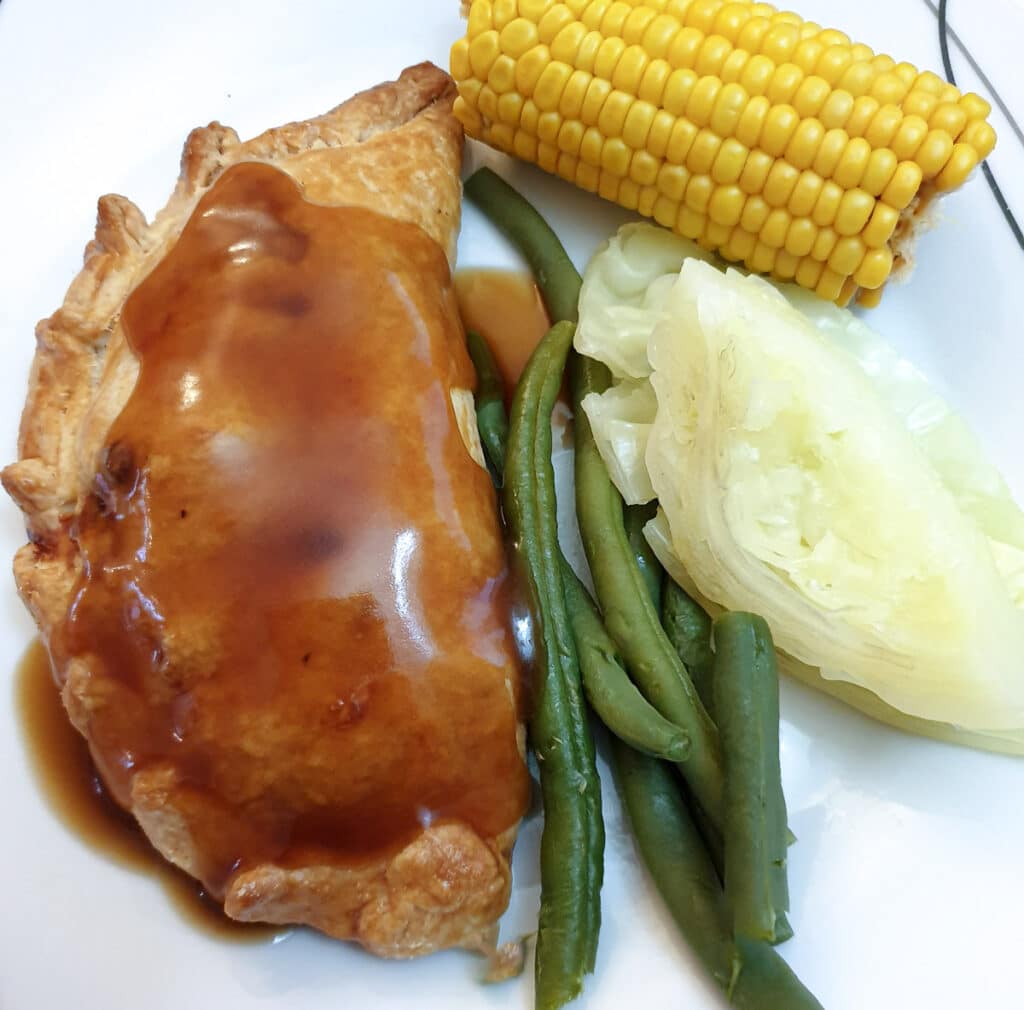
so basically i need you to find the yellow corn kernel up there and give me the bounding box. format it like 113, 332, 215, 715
708, 183, 745, 225
559, 69, 591, 118
685, 174, 715, 214
677, 204, 705, 239
478, 85, 499, 120
467, 0, 495, 39
961, 120, 996, 159
576, 160, 601, 191
913, 69, 946, 95
594, 36, 628, 79
816, 45, 852, 87
959, 92, 991, 122
760, 103, 799, 157
515, 44, 552, 94
632, 150, 661, 186
642, 14, 681, 59
793, 75, 830, 118
812, 226, 838, 261
845, 96, 880, 137
785, 117, 824, 170
580, 77, 613, 123
663, 68, 699, 115
710, 81, 747, 136
549, 23, 584, 65
686, 76, 722, 127
497, 91, 524, 124
763, 160, 800, 206
833, 137, 871, 189
666, 117, 699, 163
724, 224, 758, 262
648, 109, 676, 156
818, 87, 854, 129
862, 201, 900, 247
623, 4, 657, 43
856, 284, 884, 308
864, 104, 902, 148
740, 194, 771, 233
520, 98, 540, 133
860, 147, 898, 197
451, 38, 472, 81
598, 90, 634, 136
870, 71, 909, 106
812, 128, 848, 177
714, 2, 752, 39
835, 276, 858, 306
739, 149, 773, 194
881, 161, 922, 210
557, 118, 586, 153
902, 90, 937, 120
494, 0, 517, 28
767, 62, 804, 105
623, 100, 657, 147
773, 249, 799, 279
534, 61, 573, 110
639, 58, 672, 104
835, 188, 874, 236
889, 114, 928, 160
686, 128, 721, 174
599, 0, 632, 37
828, 235, 866, 274
537, 110, 562, 142
784, 216, 816, 256
696, 34, 733, 77
564, 0, 588, 16
618, 177, 641, 209
812, 179, 843, 226
711, 137, 748, 183
788, 169, 823, 216
740, 53, 775, 95
658, 162, 691, 200
486, 120, 516, 150
720, 47, 750, 84
601, 136, 632, 174
929, 101, 967, 140
667, 26, 705, 69
580, 125, 603, 164
557, 150, 579, 181
537, 140, 559, 172
470, 30, 502, 79
573, 30, 603, 72
849, 42, 874, 62
916, 129, 955, 178
837, 61, 875, 98
653, 192, 680, 226
683, 0, 723, 33
736, 15, 771, 54
935, 142, 979, 191
454, 95, 481, 133
815, 266, 847, 301
513, 127, 538, 161
792, 38, 825, 74
488, 54, 518, 93
794, 255, 824, 290
580, 0, 611, 30
614, 45, 650, 92
499, 17, 540, 59
759, 207, 791, 247
521, 0, 556, 20
747, 239, 777, 274
891, 61, 918, 87
701, 218, 733, 248
735, 94, 770, 147
597, 166, 619, 199
854, 246, 894, 289
761, 22, 800, 63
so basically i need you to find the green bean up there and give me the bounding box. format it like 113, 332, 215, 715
504, 320, 603, 1008
611, 738, 822, 1010
466, 329, 508, 481
572, 351, 724, 825
463, 168, 581, 323
563, 564, 690, 762
713, 613, 791, 946
661, 578, 715, 718
624, 502, 663, 612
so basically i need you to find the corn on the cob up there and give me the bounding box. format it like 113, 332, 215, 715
450, 0, 996, 305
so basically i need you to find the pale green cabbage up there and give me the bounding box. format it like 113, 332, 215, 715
576, 223, 1024, 750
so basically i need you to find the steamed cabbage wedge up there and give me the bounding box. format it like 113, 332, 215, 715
577, 223, 1024, 752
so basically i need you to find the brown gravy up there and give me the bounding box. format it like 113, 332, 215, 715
454, 269, 552, 397
42, 162, 528, 903
15, 639, 279, 941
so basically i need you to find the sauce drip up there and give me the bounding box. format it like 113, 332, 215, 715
14, 640, 279, 941
454, 270, 551, 398
51, 162, 528, 897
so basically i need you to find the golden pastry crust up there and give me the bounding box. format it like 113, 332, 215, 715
4, 63, 521, 958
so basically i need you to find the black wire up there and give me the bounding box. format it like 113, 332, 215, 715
937, 0, 1024, 251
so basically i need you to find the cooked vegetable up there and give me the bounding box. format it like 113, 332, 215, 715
578, 221, 1024, 747
451, 0, 996, 306
504, 319, 603, 1009
662, 578, 715, 717
713, 613, 790, 946
625, 500, 663, 611
466, 328, 509, 480
611, 737, 823, 1010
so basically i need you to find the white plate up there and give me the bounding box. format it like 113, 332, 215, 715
1, 1, 1023, 1008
